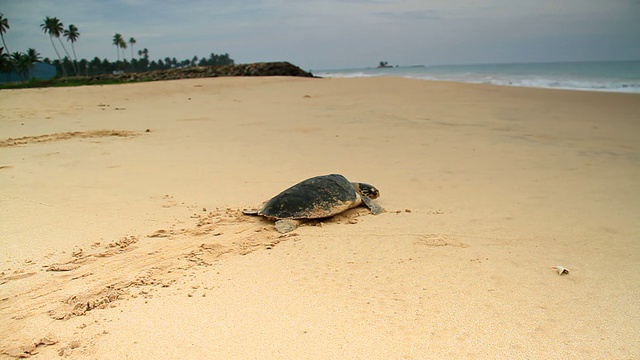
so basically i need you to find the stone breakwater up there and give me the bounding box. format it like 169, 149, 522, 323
81, 62, 314, 83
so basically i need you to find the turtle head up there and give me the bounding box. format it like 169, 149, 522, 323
353, 182, 380, 199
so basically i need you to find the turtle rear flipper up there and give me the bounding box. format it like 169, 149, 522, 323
361, 196, 384, 215
242, 209, 260, 216
275, 219, 300, 233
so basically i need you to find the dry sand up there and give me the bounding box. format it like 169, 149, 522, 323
1, 77, 639, 358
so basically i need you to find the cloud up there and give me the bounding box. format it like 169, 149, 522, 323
373, 10, 442, 21
2, 0, 639, 69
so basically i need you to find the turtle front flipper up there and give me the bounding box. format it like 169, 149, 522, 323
361, 196, 384, 215
275, 219, 301, 233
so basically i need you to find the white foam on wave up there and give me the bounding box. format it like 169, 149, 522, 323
502, 78, 639, 93
409, 75, 640, 93
390, 73, 640, 93
315, 71, 379, 78
318, 62, 640, 93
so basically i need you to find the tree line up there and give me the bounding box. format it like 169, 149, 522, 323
46, 51, 235, 77
0, 13, 234, 81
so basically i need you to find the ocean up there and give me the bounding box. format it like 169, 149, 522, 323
314, 60, 640, 93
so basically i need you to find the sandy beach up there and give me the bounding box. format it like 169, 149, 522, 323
1, 77, 639, 358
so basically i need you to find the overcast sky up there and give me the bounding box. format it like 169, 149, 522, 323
3, 0, 640, 70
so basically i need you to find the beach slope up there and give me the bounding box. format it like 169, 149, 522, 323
1, 77, 639, 358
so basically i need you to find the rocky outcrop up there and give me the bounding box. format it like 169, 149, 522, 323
79, 62, 314, 83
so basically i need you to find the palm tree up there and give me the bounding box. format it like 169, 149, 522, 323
0, 13, 9, 54
63, 24, 80, 74
41, 16, 67, 76
118, 38, 127, 69
119, 38, 127, 57
112, 33, 123, 61
10, 52, 32, 81
0, 47, 11, 74
128, 37, 136, 60
25, 48, 41, 79
10, 52, 22, 78
137, 48, 149, 71
26, 48, 41, 63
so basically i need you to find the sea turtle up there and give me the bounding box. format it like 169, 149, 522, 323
243, 174, 383, 233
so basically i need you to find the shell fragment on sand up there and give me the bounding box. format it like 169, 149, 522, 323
553, 265, 570, 275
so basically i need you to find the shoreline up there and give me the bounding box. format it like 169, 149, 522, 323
315, 60, 640, 94
317, 74, 640, 94
1, 77, 639, 358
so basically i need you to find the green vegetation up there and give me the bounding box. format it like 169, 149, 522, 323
0, 13, 235, 87
0, 77, 127, 90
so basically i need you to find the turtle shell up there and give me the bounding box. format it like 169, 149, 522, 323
257, 174, 358, 220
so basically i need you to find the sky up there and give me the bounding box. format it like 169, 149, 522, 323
2, 0, 640, 70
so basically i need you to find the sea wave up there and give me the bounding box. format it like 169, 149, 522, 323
315, 71, 378, 78
315, 61, 640, 93
408, 74, 640, 93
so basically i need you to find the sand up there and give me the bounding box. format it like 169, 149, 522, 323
1, 77, 639, 358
